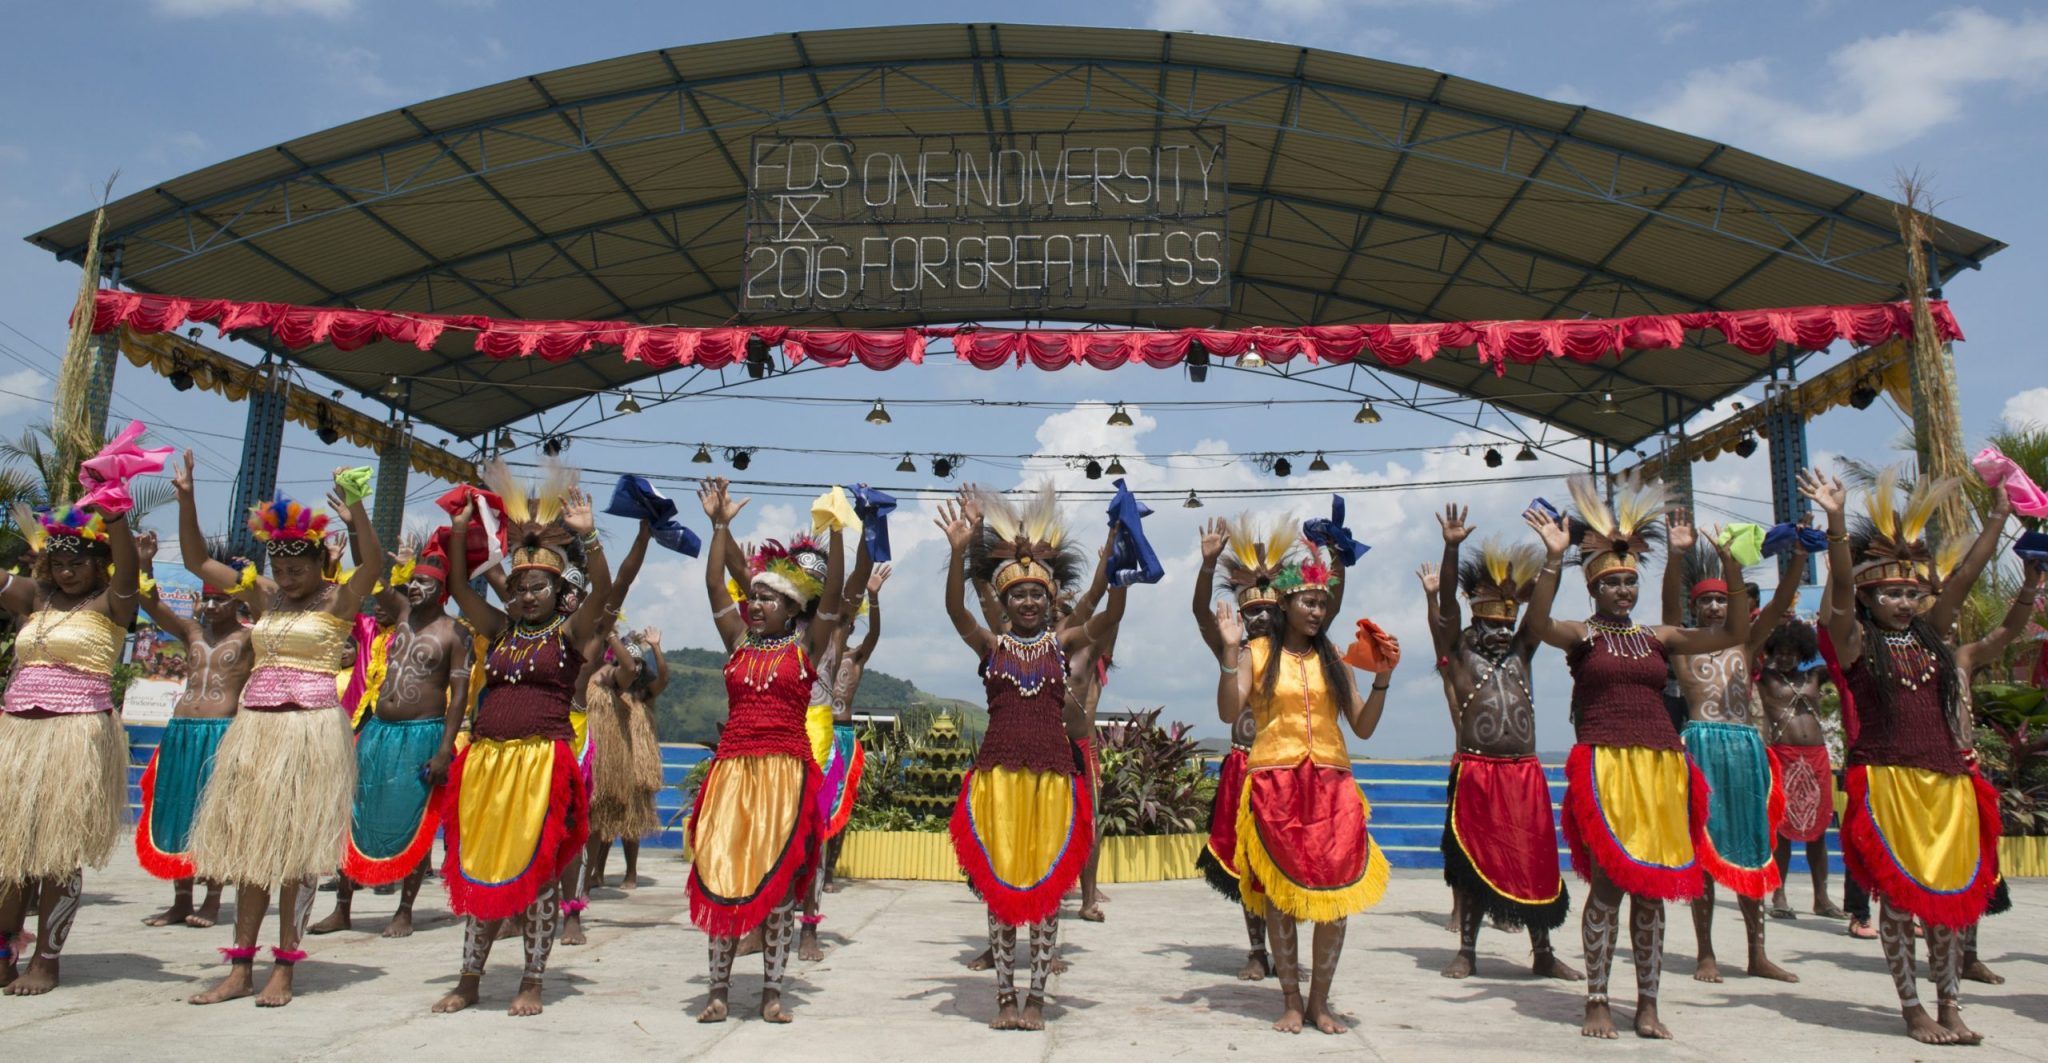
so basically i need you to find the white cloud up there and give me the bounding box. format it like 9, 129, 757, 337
1639, 8, 2048, 161
0, 369, 51, 420
151, 0, 353, 16
2003, 387, 2048, 430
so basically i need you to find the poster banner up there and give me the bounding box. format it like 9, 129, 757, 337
745, 127, 1230, 314
122, 678, 184, 723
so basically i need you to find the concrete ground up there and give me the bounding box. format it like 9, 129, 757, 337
1, 847, 2042, 1061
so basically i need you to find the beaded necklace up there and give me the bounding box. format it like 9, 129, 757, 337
728, 630, 802, 692
1459, 646, 1533, 717
491, 615, 566, 686
1877, 627, 1938, 691
1585, 614, 1654, 659
988, 629, 1063, 697
30, 589, 101, 660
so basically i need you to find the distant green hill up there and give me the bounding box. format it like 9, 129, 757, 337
649, 647, 986, 744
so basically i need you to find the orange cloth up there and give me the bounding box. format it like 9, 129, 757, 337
1341, 618, 1400, 673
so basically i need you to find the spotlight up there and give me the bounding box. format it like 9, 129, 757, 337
168, 364, 195, 391
542, 436, 566, 457
615, 391, 642, 415
932, 456, 954, 479
1308, 451, 1330, 472
1484, 447, 1503, 468
1735, 434, 1758, 459
727, 448, 751, 471
1106, 456, 1127, 476
1272, 456, 1292, 478
1185, 339, 1209, 383
692, 444, 713, 464
896, 454, 916, 474
745, 334, 772, 379
1239, 345, 1267, 370
1849, 382, 1879, 410
1598, 390, 1619, 415
380, 375, 404, 400
496, 428, 514, 450
1353, 401, 1381, 425
1084, 459, 1103, 480
1107, 403, 1134, 427
315, 405, 339, 446
1515, 444, 1537, 462
1183, 490, 1203, 509
865, 400, 892, 425
185, 327, 202, 341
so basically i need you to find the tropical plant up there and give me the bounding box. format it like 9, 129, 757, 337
1974, 682, 2048, 836
1093, 707, 1209, 837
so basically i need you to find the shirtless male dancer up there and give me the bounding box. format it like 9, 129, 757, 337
799, 564, 891, 962
1758, 618, 1849, 923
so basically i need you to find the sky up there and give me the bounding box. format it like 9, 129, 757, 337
1, 0, 2044, 756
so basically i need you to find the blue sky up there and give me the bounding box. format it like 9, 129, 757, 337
1, 1, 2044, 755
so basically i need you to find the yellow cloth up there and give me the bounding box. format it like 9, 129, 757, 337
1864, 765, 1981, 893
1246, 641, 1352, 771
693, 754, 807, 900
351, 626, 395, 729
1592, 746, 1697, 871
251, 609, 352, 674
1718, 523, 1766, 568
807, 703, 836, 768
570, 707, 589, 761
456, 736, 557, 885
809, 486, 862, 538
11, 610, 123, 675
966, 766, 1080, 889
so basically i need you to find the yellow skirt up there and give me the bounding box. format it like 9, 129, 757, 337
950, 765, 1094, 926
687, 753, 819, 936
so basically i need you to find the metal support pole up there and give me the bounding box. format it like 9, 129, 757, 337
372, 420, 412, 556
1763, 375, 1815, 585
225, 361, 287, 560
82, 245, 123, 442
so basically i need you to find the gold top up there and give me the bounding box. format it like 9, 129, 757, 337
1246, 640, 1351, 772
250, 609, 353, 674
13, 608, 123, 675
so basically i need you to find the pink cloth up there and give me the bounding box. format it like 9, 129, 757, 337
242, 665, 343, 711
2, 665, 115, 715
76, 419, 173, 517
1972, 446, 2048, 519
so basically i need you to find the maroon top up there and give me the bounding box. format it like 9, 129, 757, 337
1568, 630, 1682, 751
475, 624, 582, 744
718, 639, 815, 761
1843, 653, 1967, 775
975, 637, 1076, 776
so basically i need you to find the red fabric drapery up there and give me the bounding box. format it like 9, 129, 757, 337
87, 289, 1961, 375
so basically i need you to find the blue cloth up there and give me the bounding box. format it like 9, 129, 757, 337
1528, 497, 1561, 522
2013, 530, 2048, 564
846, 483, 897, 564
350, 716, 444, 862
149, 716, 232, 856
1681, 720, 1777, 878
1761, 520, 1828, 558
603, 474, 701, 556
1104, 479, 1163, 588
1302, 493, 1368, 565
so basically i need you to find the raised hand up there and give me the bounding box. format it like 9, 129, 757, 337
172, 450, 196, 496
1416, 562, 1439, 595
136, 530, 159, 566
1199, 517, 1228, 563
561, 488, 595, 535
450, 497, 472, 536
934, 501, 975, 552
867, 563, 892, 596
325, 490, 358, 531
1667, 507, 1695, 551
1436, 504, 1473, 544
1707, 524, 1741, 570
1796, 468, 1847, 516
644, 626, 663, 649
1215, 599, 1243, 646
956, 483, 984, 526
1526, 507, 1571, 556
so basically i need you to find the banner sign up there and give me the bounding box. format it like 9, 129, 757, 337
744, 127, 1230, 314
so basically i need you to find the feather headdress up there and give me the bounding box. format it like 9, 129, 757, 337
247, 493, 329, 557
1219, 511, 1299, 608
1679, 541, 1734, 602
1564, 473, 1670, 583
1850, 464, 1958, 587
483, 456, 579, 574
204, 537, 259, 596
31, 504, 110, 554
749, 535, 828, 608
1269, 538, 1341, 598
968, 482, 1083, 595
1458, 536, 1543, 621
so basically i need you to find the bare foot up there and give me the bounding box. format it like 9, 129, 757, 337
1847, 918, 1877, 940
823, 880, 843, 894
254, 965, 295, 1007
1962, 958, 2004, 985
737, 927, 763, 957
1633, 1001, 1672, 1040
620, 872, 640, 891
1582, 999, 1618, 1039
1747, 955, 1799, 982
1273, 993, 1306, 1034
431, 977, 480, 1013
1078, 905, 1105, 923
1904, 1004, 1961, 1045
4, 956, 58, 995
966, 948, 993, 971
1049, 955, 1070, 974
1937, 1002, 1983, 1045
1018, 997, 1045, 1031
761, 989, 793, 1024
1308, 1002, 1348, 1035
381, 911, 415, 939
990, 997, 1021, 1030
1440, 952, 1475, 979
145, 901, 195, 927
508, 979, 543, 1017
307, 908, 351, 935
798, 926, 824, 962
1693, 955, 1723, 983
559, 914, 586, 947
190, 966, 255, 1005
185, 905, 219, 930
1236, 951, 1271, 981
1533, 952, 1584, 980
696, 992, 730, 1023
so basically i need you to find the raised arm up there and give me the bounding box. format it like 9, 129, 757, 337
328, 469, 383, 619
1662, 508, 1694, 628
96, 503, 141, 628
1930, 492, 2012, 636
936, 501, 992, 655
1961, 562, 2045, 670
698, 478, 748, 651
1193, 517, 1228, 660
1800, 468, 1860, 666
605, 519, 655, 611
851, 565, 889, 665
1419, 563, 1454, 660
644, 627, 670, 697
1061, 529, 1114, 642
445, 501, 507, 639
1746, 560, 1807, 655
171, 450, 259, 599
133, 532, 201, 644
806, 526, 848, 660
1660, 533, 1750, 654
1523, 507, 1582, 650
561, 489, 612, 650
1215, 601, 1250, 725
1344, 652, 1396, 741
1435, 506, 1470, 653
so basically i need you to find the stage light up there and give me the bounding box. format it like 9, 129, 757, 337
1239, 346, 1267, 370
1185, 339, 1209, 383
496, 428, 514, 450
1106, 457, 1127, 476
542, 436, 566, 457
1183, 490, 1203, 509
1849, 383, 1879, 410
1484, 448, 1503, 468
1735, 434, 1758, 459
380, 375, 404, 400
728, 449, 752, 471
615, 391, 642, 415
1599, 390, 1619, 415
932, 456, 954, 479
692, 444, 712, 464
1272, 456, 1292, 478
315, 405, 339, 446
185, 327, 202, 341
1353, 401, 1381, 425
1107, 403, 1134, 427
1084, 459, 1103, 480
1308, 451, 1330, 472
168, 364, 195, 391
745, 334, 771, 379
865, 400, 892, 425
896, 454, 916, 473
1515, 444, 1537, 462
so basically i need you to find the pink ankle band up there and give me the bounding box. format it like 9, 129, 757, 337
219, 946, 259, 963
562, 898, 589, 915
799, 914, 824, 926
270, 947, 308, 964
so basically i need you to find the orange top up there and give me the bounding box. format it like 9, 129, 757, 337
1247, 640, 1351, 772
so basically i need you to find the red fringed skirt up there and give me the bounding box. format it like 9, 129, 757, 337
1560, 744, 1710, 902
1442, 752, 1568, 929
441, 736, 589, 921
1772, 744, 1835, 844
1196, 746, 1251, 901
1841, 763, 2001, 930
687, 752, 822, 938
950, 764, 1094, 927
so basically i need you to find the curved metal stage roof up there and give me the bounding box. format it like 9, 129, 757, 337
26, 23, 2005, 449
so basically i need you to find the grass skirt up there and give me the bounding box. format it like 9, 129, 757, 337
587, 686, 662, 841
1841, 764, 2000, 930
1236, 760, 1389, 923
1196, 746, 1251, 902
1441, 752, 1568, 930
136, 716, 232, 880
1560, 744, 1710, 902
0, 711, 127, 879
188, 707, 355, 891
688, 752, 820, 937
1683, 721, 1785, 898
